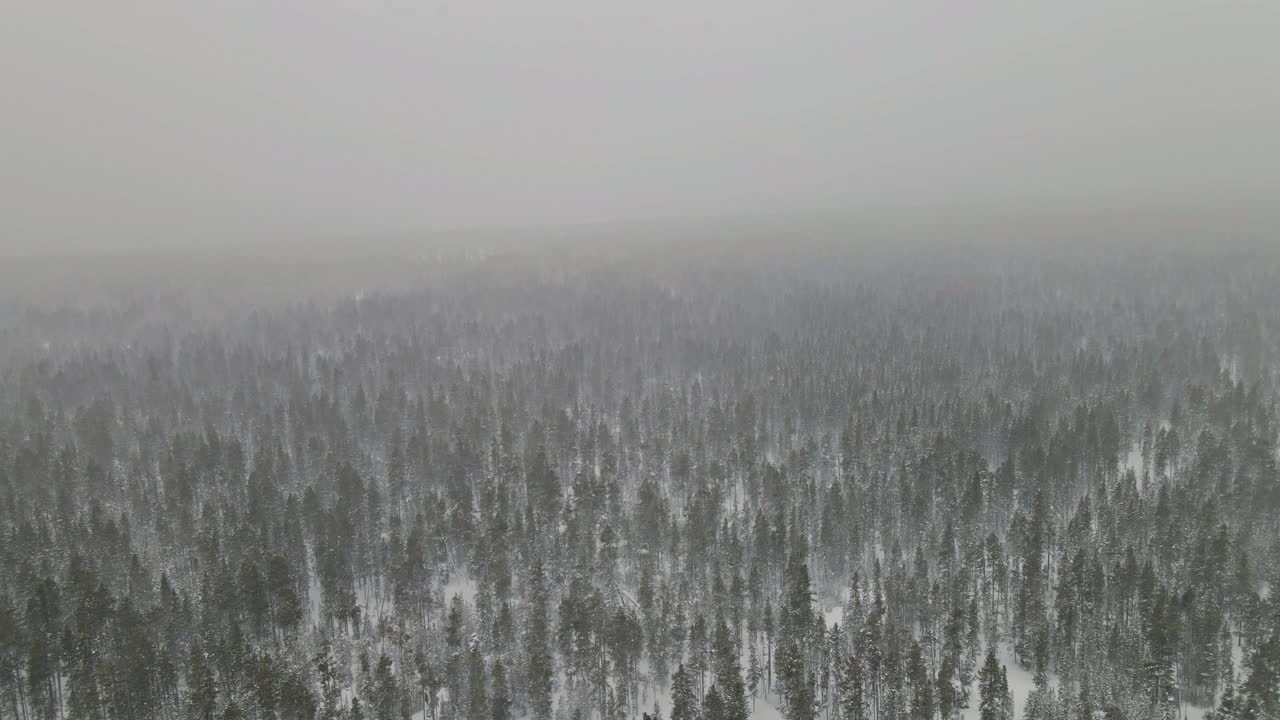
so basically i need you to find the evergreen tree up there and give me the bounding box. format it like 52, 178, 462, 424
315, 641, 342, 720
1023, 671, 1053, 720
978, 651, 1009, 720
748, 645, 762, 706
672, 664, 700, 720
907, 641, 933, 720
712, 620, 748, 720
465, 648, 488, 720
778, 642, 814, 720
704, 685, 727, 720
837, 653, 866, 720
190, 643, 218, 720
526, 561, 554, 720
374, 652, 399, 720
491, 660, 512, 720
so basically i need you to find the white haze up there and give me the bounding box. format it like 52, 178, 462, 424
2, 0, 1279, 249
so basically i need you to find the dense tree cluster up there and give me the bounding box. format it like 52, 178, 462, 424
0, 243, 1277, 720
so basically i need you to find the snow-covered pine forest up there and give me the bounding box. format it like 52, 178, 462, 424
1, 242, 1277, 720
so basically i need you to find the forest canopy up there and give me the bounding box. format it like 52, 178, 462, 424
0, 240, 1277, 720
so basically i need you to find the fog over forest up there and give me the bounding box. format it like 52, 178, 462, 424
2, 3, 1280, 720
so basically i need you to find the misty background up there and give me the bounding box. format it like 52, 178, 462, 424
3, 0, 1279, 251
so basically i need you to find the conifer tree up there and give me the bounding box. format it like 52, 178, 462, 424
837, 653, 865, 720
526, 561, 554, 720
672, 664, 700, 720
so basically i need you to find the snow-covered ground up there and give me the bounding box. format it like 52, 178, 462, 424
954, 639, 1051, 720
415, 592, 1267, 720
635, 676, 787, 720
1123, 445, 1146, 488
814, 602, 1043, 720
442, 572, 478, 607
823, 605, 844, 630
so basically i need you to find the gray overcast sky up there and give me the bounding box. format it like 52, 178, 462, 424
3, 0, 1279, 248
